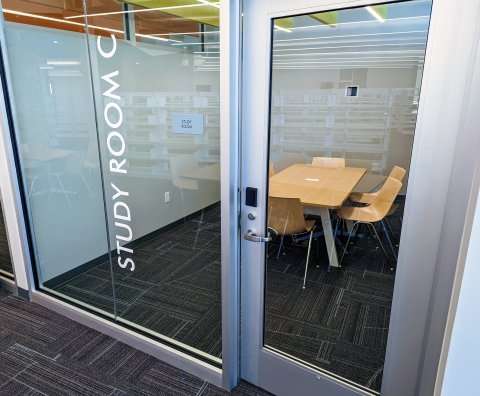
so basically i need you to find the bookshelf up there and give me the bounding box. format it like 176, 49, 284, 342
270, 88, 419, 174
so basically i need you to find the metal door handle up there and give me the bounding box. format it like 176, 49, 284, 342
244, 229, 272, 243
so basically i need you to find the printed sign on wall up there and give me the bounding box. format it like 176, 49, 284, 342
172, 113, 204, 135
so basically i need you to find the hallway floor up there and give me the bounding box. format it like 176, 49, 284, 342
0, 288, 270, 396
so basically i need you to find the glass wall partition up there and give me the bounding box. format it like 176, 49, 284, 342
1, 0, 222, 364
2, 0, 116, 315
265, 0, 432, 392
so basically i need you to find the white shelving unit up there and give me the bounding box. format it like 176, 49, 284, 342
122, 92, 220, 178
271, 88, 419, 173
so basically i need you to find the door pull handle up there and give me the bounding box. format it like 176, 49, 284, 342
244, 229, 272, 243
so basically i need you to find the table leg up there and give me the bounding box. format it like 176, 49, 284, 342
319, 207, 340, 268
346, 220, 354, 233
305, 206, 340, 268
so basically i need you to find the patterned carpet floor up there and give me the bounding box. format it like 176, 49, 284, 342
14, 202, 400, 394
0, 203, 13, 277
265, 216, 398, 392
46, 207, 223, 359
0, 288, 271, 395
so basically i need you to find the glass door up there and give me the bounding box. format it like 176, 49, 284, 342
241, 0, 433, 395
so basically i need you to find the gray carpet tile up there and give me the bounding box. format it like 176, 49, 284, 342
0, 289, 270, 396
0, 203, 13, 276
42, 202, 401, 393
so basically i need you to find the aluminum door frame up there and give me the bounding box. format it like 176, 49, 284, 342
240, 0, 480, 395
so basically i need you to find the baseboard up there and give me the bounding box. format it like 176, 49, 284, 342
44, 201, 220, 289
17, 286, 30, 300
0, 269, 14, 280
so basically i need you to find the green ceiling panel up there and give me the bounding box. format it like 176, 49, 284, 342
311, 11, 338, 27
275, 17, 294, 30
371, 4, 389, 20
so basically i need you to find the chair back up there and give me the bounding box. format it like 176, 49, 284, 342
269, 161, 276, 177
389, 165, 406, 182
64, 152, 86, 175
169, 154, 199, 190
170, 154, 198, 178
268, 197, 308, 235
370, 177, 402, 220
312, 157, 345, 168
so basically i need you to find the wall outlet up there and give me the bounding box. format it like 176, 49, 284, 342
164, 191, 170, 203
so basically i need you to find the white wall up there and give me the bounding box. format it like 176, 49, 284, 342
439, 182, 480, 395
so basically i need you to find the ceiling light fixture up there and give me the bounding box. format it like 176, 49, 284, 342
2, 9, 173, 43
196, 0, 220, 8
366, 6, 386, 23
274, 30, 427, 43
64, 3, 213, 20
274, 25, 292, 33
47, 60, 80, 65
274, 42, 426, 54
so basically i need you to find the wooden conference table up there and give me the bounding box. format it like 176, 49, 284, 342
269, 163, 367, 268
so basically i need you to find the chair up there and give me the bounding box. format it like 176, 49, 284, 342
349, 166, 406, 246
268, 197, 316, 289
349, 166, 406, 204
337, 177, 402, 269
169, 154, 199, 194
169, 154, 213, 248
51, 151, 94, 206
269, 161, 276, 177
169, 153, 200, 222
312, 157, 345, 168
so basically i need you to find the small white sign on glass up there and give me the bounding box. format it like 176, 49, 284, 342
172, 113, 204, 135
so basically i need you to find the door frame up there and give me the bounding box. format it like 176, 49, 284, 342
240, 0, 480, 395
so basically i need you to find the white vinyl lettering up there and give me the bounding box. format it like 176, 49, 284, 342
104, 102, 123, 129
107, 131, 125, 156
114, 202, 131, 222
101, 71, 121, 100
111, 183, 129, 200
115, 222, 133, 242
99, 34, 136, 271
118, 256, 135, 271
97, 34, 117, 59
110, 159, 127, 174
116, 240, 133, 255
